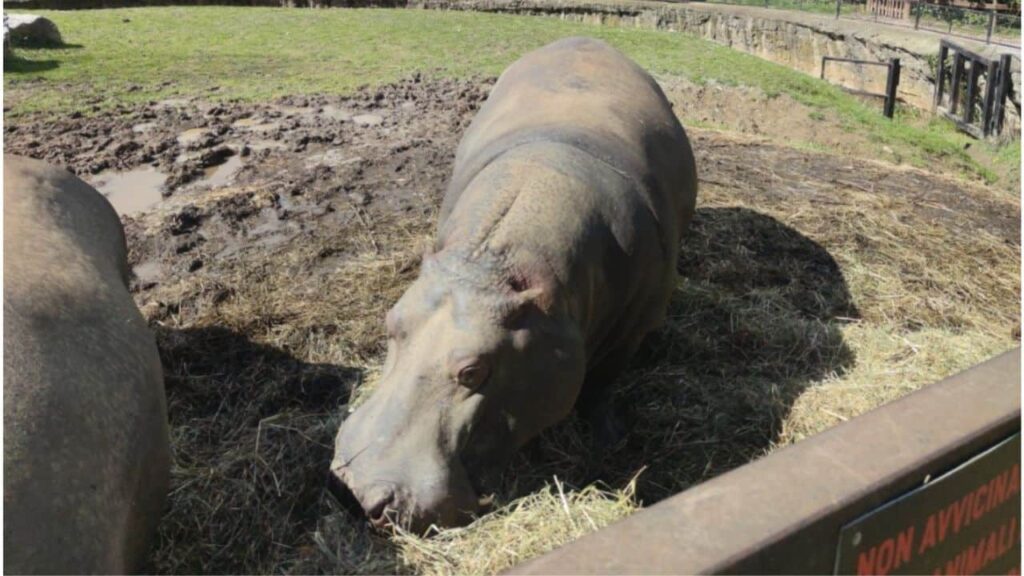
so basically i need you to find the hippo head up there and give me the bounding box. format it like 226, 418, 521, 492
330, 250, 585, 533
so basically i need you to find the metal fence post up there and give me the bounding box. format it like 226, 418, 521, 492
986, 11, 995, 44
934, 43, 949, 111
914, 1, 921, 29
950, 52, 964, 115
993, 53, 1012, 136
835, 0, 841, 19
982, 58, 998, 136
964, 59, 979, 124
884, 58, 901, 118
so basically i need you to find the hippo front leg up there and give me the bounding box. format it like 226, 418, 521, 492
576, 347, 638, 477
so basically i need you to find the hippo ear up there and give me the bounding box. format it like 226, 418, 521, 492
501, 286, 552, 326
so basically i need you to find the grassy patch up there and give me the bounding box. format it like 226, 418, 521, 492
3, 6, 1017, 185
704, 0, 838, 15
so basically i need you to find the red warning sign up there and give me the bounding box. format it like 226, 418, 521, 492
835, 433, 1021, 575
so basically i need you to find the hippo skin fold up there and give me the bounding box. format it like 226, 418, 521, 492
330, 36, 698, 533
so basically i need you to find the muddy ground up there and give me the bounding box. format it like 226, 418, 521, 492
4, 76, 1020, 573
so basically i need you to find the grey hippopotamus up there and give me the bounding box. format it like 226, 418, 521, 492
330, 36, 697, 532
4, 155, 171, 574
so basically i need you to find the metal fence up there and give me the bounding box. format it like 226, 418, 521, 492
700, 0, 1021, 47
820, 56, 902, 117
933, 40, 1016, 138
885, 2, 1020, 47
836, 1, 1020, 47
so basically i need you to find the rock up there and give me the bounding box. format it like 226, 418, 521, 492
352, 113, 384, 127
4, 13, 62, 46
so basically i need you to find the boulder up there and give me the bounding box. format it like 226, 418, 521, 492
3, 15, 11, 59
4, 13, 62, 46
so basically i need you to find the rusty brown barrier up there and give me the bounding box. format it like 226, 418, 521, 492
507, 348, 1021, 575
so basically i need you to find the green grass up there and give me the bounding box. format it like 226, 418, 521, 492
705, 0, 838, 15
3, 7, 1017, 184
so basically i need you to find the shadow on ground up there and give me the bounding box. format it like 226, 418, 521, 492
148, 325, 362, 574
4, 41, 83, 72
501, 206, 859, 505
4, 54, 60, 73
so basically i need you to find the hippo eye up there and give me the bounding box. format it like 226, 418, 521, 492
456, 363, 490, 390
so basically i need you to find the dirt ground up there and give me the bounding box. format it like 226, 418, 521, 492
4, 75, 1019, 574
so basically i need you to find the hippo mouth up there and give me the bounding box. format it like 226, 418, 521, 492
327, 461, 497, 532
326, 466, 399, 529
326, 469, 365, 520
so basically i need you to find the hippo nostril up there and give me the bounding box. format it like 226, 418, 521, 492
366, 492, 395, 528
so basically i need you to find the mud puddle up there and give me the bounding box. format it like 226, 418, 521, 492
195, 154, 243, 189
89, 152, 245, 216
89, 167, 167, 216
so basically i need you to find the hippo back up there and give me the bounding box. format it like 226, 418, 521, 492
3, 155, 170, 574
441, 36, 697, 251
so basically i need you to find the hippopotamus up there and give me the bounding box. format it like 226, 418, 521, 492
4, 155, 171, 573
330, 36, 697, 533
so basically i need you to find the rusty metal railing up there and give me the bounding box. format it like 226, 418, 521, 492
820, 56, 902, 118
507, 348, 1021, 575
934, 39, 1017, 139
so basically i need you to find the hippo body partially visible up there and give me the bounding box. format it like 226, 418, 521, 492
331, 37, 697, 532
3, 155, 171, 574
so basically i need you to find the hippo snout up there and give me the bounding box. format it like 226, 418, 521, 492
329, 456, 481, 534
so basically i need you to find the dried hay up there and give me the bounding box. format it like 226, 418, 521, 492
143, 130, 1019, 574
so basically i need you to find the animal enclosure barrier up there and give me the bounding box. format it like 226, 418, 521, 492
507, 349, 1021, 574
933, 40, 1015, 138
911, 3, 1022, 47
836, 0, 1020, 48
867, 0, 913, 19
820, 57, 902, 118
